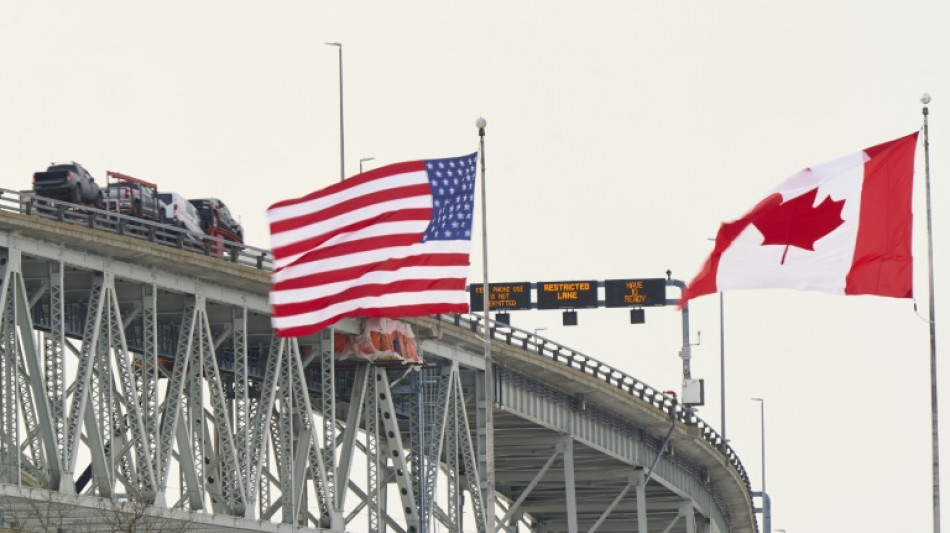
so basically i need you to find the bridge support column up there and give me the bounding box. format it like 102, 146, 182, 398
680, 500, 696, 533
636, 470, 648, 533
0, 249, 61, 490
560, 437, 578, 533
320, 330, 344, 530
337, 364, 368, 512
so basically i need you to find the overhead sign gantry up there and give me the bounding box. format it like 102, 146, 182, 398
468, 277, 668, 324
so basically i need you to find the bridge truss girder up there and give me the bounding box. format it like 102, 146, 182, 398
0, 244, 493, 533
0, 225, 750, 533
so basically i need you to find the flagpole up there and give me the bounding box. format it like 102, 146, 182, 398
922, 93, 941, 533
477, 116, 496, 533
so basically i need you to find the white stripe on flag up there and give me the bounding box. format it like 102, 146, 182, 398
270, 264, 472, 305
273, 239, 472, 284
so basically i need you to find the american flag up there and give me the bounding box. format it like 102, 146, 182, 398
267, 153, 478, 337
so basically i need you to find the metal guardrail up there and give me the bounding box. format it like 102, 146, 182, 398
0, 186, 752, 503
0, 187, 274, 270
434, 312, 753, 499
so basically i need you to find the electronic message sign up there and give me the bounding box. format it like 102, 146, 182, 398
469, 282, 532, 312
536, 280, 598, 310
604, 278, 667, 307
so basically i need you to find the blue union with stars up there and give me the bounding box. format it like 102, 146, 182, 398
422, 153, 478, 242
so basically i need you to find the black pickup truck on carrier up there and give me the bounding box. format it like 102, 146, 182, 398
32, 162, 105, 207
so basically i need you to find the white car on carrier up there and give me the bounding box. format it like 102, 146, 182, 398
158, 192, 204, 243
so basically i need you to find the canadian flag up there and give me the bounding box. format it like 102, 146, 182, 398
680, 132, 919, 306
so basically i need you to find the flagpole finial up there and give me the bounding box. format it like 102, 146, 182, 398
922, 93, 932, 105
476, 117, 487, 137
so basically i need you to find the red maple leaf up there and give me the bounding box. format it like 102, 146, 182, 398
752, 188, 845, 264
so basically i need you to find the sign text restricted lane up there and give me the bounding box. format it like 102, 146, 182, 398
536, 280, 598, 310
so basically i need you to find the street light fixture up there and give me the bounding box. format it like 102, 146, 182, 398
359, 157, 374, 174
325, 42, 344, 182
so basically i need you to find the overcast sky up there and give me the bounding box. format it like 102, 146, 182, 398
2, 1, 949, 531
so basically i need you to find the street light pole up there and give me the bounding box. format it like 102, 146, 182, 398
752, 397, 769, 533
753, 398, 765, 495
720, 291, 726, 448
359, 157, 374, 174
325, 42, 344, 182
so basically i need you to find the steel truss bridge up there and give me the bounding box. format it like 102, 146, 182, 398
0, 191, 757, 533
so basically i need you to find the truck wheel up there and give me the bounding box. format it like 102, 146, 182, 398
71, 188, 81, 204
133, 201, 142, 218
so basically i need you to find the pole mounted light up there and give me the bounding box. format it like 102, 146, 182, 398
325, 42, 345, 182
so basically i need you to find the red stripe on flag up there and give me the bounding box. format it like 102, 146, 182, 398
274, 301, 468, 338
267, 160, 427, 211
845, 131, 918, 297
